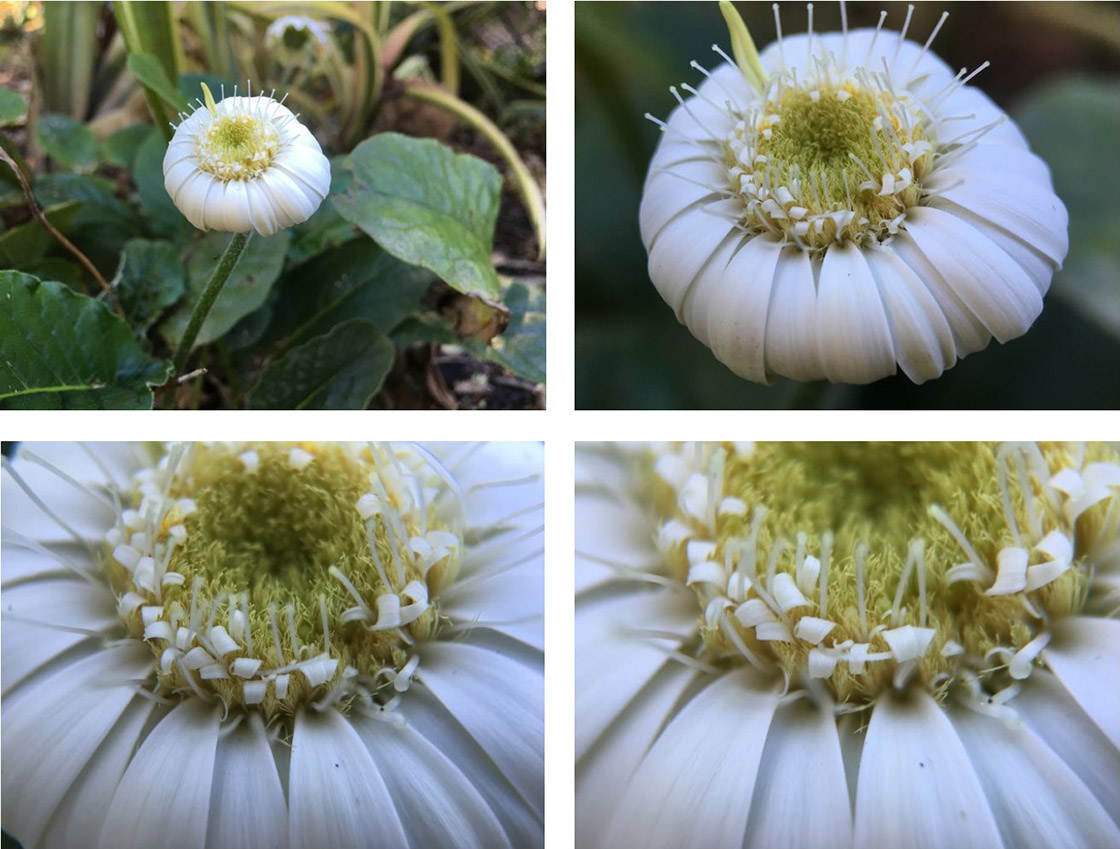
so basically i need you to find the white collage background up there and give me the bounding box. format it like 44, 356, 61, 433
0, 5, 1117, 849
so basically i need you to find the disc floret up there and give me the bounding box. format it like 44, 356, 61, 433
193, 84, 282, 182
723, 50, 934, 253
649, 442, 1118, 709
104, 442, 463, 721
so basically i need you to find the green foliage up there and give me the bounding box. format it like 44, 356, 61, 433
101, 124, 156, 171
127, 52, 189, 114
40, 2, 100, 119
36, 115, 99, 171
160, 230, 290, 349
263, 239, 433, 349
0, 3, 545, 409
0, 271, 171, 409
112, 239, 186, 331
0, 202, 81, 268
1014, 76, 1120, 337
335, 133, 504, 298
248, 319, 394, 409
486, 283, 545, 384
33, 174, 142, 274
0, 88, 27, 127
133, 128, 195, 239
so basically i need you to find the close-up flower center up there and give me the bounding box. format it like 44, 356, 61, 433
654, 442, 1112, 705
724, 59, 933, 253
196, 112, 280, 181
104, 442, 463, 720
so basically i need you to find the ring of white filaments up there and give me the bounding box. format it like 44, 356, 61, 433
105, 444, 462, 714
650, 443, 1116, 714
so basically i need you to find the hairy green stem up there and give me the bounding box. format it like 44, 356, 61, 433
172, 231, 250, 375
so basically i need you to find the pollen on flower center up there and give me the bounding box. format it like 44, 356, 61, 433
196, 113, 280, 181
652, 443, 1113, 706
725, 67, 934, 253
103, 442, 463, 721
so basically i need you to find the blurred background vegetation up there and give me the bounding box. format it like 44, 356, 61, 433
576, 1, 1120, 409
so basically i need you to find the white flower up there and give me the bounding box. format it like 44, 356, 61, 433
163, 86, 331, 237
576, 442, 1119, 849
266, 15, 332, 58
641, 3, 1068, 384
1, 441, 543, 849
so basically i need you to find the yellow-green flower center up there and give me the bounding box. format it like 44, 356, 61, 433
724, 67, 934, 254
196, 113, 280, 181
105, 442, 462, 720
653, 443, 1112, 706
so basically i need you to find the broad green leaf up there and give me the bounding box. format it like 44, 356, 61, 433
23, 258, 85, 290
0, 133, 32, 189
264, 238, 433, 348
248, 319, 394, 409
487, 283, 545, 384
101, 124, 156, 170
0, 87, 27, 126
1015, 76, 1120, 337
133, 127, 194, 238
35, 173, 141, 234
36, 114, 98, 171
334, 132, 503, 298
160, 230, 290, 349
34, 173, 142, 273
0, 201, 81, 268
126, 52, 189, 114
0, 271, 171, 409
112, 239, 185, 331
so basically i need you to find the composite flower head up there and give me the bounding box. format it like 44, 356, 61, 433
640, 3, 1069, 384
266, 15, 332, 63
2, 442, 543, 849
163, 84, 331, 237
576, 442, 1118, 849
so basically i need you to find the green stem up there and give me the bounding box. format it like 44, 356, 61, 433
172, 231, 250, 376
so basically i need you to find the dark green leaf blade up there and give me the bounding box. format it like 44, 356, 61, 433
102, 124, 156, 170
36, 114, 99, 171
160, 230, 290, 349
0, 201, 82, 268
112, 238, 186, 331
334, 132, 503, 298
264, 238, 433, 349
248, 318, 394, 409
126, 52, 189, 114
0, 271, 171, 409
133, 127, 194, 239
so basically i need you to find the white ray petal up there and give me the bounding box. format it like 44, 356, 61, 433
2, 643, 152, 849
289, 708, 406, 849
99, 699, 221, 849
206, 714, 288, 849
355, 716, 511, 849
745, 697, 853, 849
854, 689, 1004, 849
575, 587, 696, 759
951, 705, 1118, 849
1043, 616, 1120, 748
420, 641, 544, 817
604, 668, 781, 849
